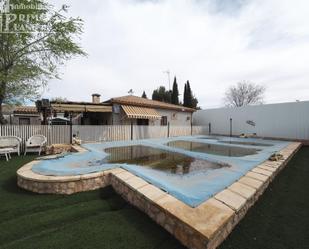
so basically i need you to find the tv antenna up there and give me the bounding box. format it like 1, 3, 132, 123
163, 70, 171, 91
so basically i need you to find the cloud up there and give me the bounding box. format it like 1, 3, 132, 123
45, 0, 309, 108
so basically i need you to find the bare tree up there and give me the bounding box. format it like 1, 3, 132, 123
224, 81, 265, 107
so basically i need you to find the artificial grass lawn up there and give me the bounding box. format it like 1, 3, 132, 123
0, 156, 185, 249
219, 146, 309, 249
0, 147, 308, 249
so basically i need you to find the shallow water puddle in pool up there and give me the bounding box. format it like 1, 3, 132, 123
167, 140, 260, 157
100, 145, 228, 175
219, 140, 273, 147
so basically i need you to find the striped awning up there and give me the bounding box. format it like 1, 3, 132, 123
52, 104, 112, 113
121, 105, 161, 120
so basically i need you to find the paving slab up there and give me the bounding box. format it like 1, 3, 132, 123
114, 171, 135, 181
246, 171, 269, 182
138, 184, 168, 202
194, 198, 235, 239
238, 176, 264, 189
80, 171, 104, 180
125, 176, 149, 190
257, 165, 277, 172
228, 182, 256, 199
156, 194, 192, 215
16, 161, 38, 172
214, 189, 247, 212
109, 168, 127, 175
262, 161, 281, 168
251, 167, 273, 177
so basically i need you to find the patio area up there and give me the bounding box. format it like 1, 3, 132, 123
0, 147, 308, 249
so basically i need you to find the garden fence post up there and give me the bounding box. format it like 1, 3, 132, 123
70, 123, 73, 144
209, 123, 211, 135
167, 122, 170, 138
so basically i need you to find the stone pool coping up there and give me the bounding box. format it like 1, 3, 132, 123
17, 142, 301, 249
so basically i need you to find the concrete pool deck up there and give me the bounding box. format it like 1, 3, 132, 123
17, 142, 301, 249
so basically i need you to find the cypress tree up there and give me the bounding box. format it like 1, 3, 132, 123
142, 91, 147, 99
186, 80, 193, 107
183, 83, 188, 107
183, 80, 196, 108
171, 77, 179, 105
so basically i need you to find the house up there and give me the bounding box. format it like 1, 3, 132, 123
40, 94, 195, 126
2, 105, 41, 125
104, 95, 195, 126
49, 94, 112, 125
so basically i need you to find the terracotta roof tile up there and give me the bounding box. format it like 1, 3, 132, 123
109, 95, 195, 112
14, 106, 38, 114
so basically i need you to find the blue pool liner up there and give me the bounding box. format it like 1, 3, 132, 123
32, 136, 291, 207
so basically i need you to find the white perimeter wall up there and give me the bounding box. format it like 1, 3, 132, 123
193, 101, 309, 140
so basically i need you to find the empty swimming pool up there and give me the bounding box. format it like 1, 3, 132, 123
166, 140, 260, 157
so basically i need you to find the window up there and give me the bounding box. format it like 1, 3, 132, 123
137, 119, 149, 126
113, 104, 120, 114
161, 116, 168, 126
19, 118, 30, 125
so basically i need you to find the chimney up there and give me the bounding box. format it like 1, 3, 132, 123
92, 94, 101, 103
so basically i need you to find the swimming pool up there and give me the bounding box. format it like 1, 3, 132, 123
32, 136, 291, 207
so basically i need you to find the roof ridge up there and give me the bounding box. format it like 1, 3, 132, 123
110, 95, 195, 112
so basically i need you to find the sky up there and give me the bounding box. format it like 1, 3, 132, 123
44, 0, 309, 109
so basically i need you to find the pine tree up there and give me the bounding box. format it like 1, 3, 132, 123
142, 91, 147, 99
152, 86, 171, 103
192, 95, 198, 108
152, 90, 159, 101
171, 77, 179, 105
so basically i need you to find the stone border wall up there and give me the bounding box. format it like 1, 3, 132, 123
17, 168, 110, 194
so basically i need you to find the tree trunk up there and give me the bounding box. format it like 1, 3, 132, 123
0, 67, 9, 124
0, 98, 7, 124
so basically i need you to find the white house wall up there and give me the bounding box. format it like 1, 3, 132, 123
155, 109, 192, 126
193, 101, 309, 140
112, 104, 192, 126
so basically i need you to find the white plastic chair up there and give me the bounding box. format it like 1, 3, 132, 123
0, 148, 13, 161
0, 136, 22, 156
24, 135, 47, 156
